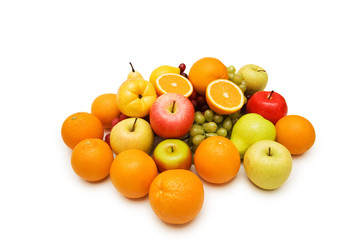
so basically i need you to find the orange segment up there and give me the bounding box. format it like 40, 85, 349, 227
155, 73, 193, 97
206, 79, 245, 115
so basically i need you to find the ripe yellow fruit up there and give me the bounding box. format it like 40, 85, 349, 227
116, 79, 157, 118
149, 65, 180, 87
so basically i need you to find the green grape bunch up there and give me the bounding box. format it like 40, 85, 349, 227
227, 65, 247, 94
188, 109, 244, 152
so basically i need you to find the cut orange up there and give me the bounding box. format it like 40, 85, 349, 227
155, 73, 193, 98
206, 79, 245, 115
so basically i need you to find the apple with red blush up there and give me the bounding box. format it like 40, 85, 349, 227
246, 90, 288, 125
150, 93, 195, 139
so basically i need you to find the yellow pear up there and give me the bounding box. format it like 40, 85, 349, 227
127, 62, 144, 81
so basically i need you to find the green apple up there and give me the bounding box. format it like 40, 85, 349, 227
244, 140, 292, 190
153, 139, 192, 172
230, 113, 276, 158
237, 64, 268, 96
110, 118, 154, 155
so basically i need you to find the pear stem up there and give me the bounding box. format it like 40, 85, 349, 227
268, 90, 274, 99
171, 101, 176, 113
132, 118, 138, 132
268, 147, 272, 156
129, 62, 135, 72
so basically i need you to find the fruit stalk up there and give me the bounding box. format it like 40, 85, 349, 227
171, 101, 176, 113
129, 62, 135, 72
268, 90, 274, 99
132, 118, 138, 132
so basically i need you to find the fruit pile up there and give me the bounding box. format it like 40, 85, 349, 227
61, 57, 316, 225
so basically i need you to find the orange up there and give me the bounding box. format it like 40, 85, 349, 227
194, 136, 240, 184
110, 149, 158, 199
71, 138, 114, 182
275, 115, 316, 155
61, 112, 104, 149
155, 73, 193, 97
205, 79, 245, 115
188, 57, 228, 96
91, 93, 121, 129
149, 169, 204, 225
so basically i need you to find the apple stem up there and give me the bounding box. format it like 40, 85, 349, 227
268, 90, 274, 99
268, 147, 271, 156
171, 100, 176, 113
129, 62, 135, 72
257, 69, 266, 72
171, 146, 174, 152
132, 118, 138, 132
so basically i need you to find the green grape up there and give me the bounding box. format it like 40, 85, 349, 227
204, 109, 214, 122
238, 80, 247, 93
216, 128, 227, 137
227, 65, 236, 74
194, 111, 206, 124
203, 122, 217, 133
205, 133, 218, 138
192, 134, 205, 145
243, 97, 247, 105
228, 73, 235, 81
230, 111, 242, 120
222, 117, 233, 131
232, 73, 243, 85
190, 124, 204, 137
213, 114, 223, 124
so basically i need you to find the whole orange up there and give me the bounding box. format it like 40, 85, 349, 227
110, 149, 158, 199
61, 112, 104, 149
194, 136, 240, 184
91, 93, 121, 129
149, 169, 204, 225
71, 138, 114, 182
188, 57, 228, 96
275, 115, 316, 155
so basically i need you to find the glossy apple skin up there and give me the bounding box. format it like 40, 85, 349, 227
246, 91, 288, 125
150, 93, 195, 139
153, 139, 192, 172
110, 118, 154, 155
244, 140, 292, 190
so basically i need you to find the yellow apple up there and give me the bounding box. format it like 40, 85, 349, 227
110, 118, 154, 155
117, 79, 157, 117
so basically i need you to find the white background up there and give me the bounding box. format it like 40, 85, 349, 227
1, 0, 360, 239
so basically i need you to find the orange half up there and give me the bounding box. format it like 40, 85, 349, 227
155, 73, 193, 97
206, 79, 245, 115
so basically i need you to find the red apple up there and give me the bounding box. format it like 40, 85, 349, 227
246, 90, 288, 125
150, 93, 195, 139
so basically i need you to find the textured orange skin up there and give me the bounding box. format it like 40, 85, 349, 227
110, 149, 158, 199
188, 57, 228, 96
71, 139, 114, 182
194, 136, 241, 184
91, 93, 121, 129
275, 115, 316, 155
149, 169, 204, 225
61, 112, 104, 149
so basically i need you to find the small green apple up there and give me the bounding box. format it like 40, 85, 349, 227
230, 113, 276, 158
244, 140, 292, 190
153, 139, 192, 172
110, 118, 154, 155
237, 64, 268, 96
